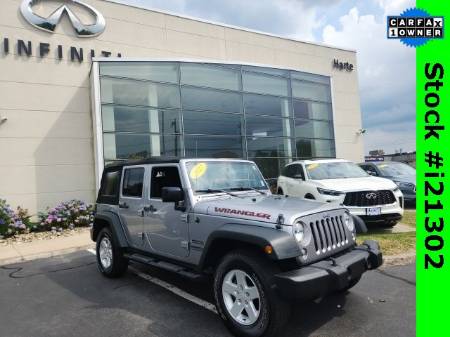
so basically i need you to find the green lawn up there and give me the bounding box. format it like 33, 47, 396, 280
401, 209, 416, 228
357, 232, 416, 256
356, 209, 416, 256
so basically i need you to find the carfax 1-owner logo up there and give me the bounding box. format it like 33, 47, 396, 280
387, 7, 444, 47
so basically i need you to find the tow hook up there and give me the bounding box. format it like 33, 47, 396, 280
328, 257, 338, 267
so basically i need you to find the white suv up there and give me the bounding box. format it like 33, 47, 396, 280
277, 159, 404, 227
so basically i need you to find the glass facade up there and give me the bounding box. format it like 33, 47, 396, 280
98, 61, 335, 178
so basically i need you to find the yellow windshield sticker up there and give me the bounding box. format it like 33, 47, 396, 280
379, 164, 387, 168
307, 163, 319, 170
190, 162, 207, 179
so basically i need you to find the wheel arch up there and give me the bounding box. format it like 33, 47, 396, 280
92, 212, 129, 248
304, 193, 316, 200
199, 224, 301, 271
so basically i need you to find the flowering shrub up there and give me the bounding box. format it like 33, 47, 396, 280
37, 200, 94, 232
0, 199, 30, 237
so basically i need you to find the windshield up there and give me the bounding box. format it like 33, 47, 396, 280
186, 161, 268, 194
306, 161, 369, 180
376, 162, 416, 176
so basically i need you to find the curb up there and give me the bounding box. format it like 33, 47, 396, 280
0, 244, 95, 266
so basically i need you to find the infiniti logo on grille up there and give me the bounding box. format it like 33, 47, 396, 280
365, 192, 378, 200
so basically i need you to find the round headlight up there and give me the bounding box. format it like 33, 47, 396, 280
344, 212, 355, 232
293, 221, 305, 242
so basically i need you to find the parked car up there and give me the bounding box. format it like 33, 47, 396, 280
92, 158, 382, 337
277, 159, 404, 227
359, 161, 416, 204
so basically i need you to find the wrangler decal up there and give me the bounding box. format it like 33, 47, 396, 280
214, 207, 271, 220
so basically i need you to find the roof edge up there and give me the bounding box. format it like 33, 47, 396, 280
104, 0, 356, 53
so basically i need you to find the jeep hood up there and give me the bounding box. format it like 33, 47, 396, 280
193, 194, 343, 225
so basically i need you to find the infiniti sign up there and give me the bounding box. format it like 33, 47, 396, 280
365, 192, 378, 200
20, 0, 106, 37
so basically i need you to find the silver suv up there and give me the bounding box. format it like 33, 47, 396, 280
92, 158, 382, 337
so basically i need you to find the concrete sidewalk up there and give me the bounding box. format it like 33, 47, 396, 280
0, 222, 415, 267
0, 230, 94, 266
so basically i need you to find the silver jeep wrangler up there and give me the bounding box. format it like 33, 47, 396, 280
92, 158, 382, 337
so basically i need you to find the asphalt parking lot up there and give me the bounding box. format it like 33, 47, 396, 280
0, 251, 415, 337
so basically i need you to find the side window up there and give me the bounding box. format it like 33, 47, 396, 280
150, 166, 182, 199
292, 164, 305, 179
100, 170, 120, 196
122, 167, 145, 198
362, 165, 378, 176
98, 168, 122, 204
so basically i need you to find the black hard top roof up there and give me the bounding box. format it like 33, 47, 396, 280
104, 157, 255, 171
104, 157, 181, 170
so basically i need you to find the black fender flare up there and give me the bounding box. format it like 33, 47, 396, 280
199, 223, 301, 268
352, 214, 368, 234
92, 212, 130, 248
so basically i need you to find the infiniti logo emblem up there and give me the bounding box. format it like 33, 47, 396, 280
365, 192, 378, 200
20, 0, 106, 37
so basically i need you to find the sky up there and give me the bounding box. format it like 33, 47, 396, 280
112, 0, 416, 155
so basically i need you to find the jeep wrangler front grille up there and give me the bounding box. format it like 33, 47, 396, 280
309, 215, 348, 255
343, 190, 396, 207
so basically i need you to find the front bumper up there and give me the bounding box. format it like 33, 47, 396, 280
359, 213, 402, 224
274, 240, 382, 300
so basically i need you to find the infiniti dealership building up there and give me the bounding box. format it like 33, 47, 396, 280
0, 0, 364, 214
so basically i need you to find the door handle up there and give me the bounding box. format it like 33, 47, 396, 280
118, 202, 129, 209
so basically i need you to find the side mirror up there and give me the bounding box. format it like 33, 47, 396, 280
367, 171, 377, 176
161, 187, 184, 203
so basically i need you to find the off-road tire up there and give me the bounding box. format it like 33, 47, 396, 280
213, 250, 291, 337
96, 227, 128, 278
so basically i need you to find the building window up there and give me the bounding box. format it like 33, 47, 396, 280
293, 100, 332, 120
100, 62, 179, 83
181, 86, 242, 113
247, 137, 294, 158
97, 61, 336, 178
102, 105, 181, 134
246, 116, 292, 138
184, 135, 243, 158
101, 77, 180, 109
296, 138, 335, 158
292, 80, 331, 102
183, 110, 242, 135
180, 63, 241, 91
242, 72, 289, 97
244, 94, 291, 118
103, 133, 181, 160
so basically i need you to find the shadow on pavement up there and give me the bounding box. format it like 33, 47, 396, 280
1, 252, 353, 337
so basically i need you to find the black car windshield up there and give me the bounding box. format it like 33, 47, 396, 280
376, 162, 416, 176
186, 161, 268, 194
306, 161, 369, 180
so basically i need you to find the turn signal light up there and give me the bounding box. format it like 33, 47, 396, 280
264, 245, 273, 254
